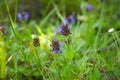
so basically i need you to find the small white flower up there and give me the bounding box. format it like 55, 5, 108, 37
108, 28, 114, 33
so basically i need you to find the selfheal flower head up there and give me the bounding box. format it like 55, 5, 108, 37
63, 15, 75, 24
86, 3, 93, 11
59, 24, 71, 36
50, 39, 62, 54
33, 36, 40, 47
17, 11, 29, 20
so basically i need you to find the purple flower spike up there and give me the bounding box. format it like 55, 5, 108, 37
33, 36, 40, 47
59, 24, 71, 36
86, 3, 93, 11
50, 39, 62, 54
17, 11, 29, 21
63, 15, 75, 24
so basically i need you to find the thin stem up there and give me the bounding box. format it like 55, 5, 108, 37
21, 46, 31, 67
35, 48, 41, 66
34, 47, 45, 79
112, 33, 119, 64
3, 0, 17, 38
14, 0, 18, 23
13, 55, 18, 80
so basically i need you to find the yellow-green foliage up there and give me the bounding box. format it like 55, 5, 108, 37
0, 32, 6, 79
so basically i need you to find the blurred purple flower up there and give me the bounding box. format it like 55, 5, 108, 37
59, 24, 71, 36
63, 15, 75, 24
86, 3, 93, 11
50, 39, 62, 54
17, 11, 29, 20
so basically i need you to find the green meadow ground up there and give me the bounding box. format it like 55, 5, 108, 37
0, 0, 120, 80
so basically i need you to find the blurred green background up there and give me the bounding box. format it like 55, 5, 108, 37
0, 0, 120, 23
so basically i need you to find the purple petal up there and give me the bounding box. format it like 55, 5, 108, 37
63, 15, 75, 24
68, 15, 76, 23
86, 4, 93, 11
53, 50, 57, 54
59, 25, 63, 32
58, 50, 62, 53
23, 12, 29, 20
17, 13, 23, 20
59, 42, 63, 48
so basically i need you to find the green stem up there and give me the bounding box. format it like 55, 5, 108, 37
13, 55, 18, 80
21, 46, 31, 67
112, 33, 119, 64
14, 0, 18, 23
35, 48, 41, 66
3, 0, 17, 38
34, 47, 45, 79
